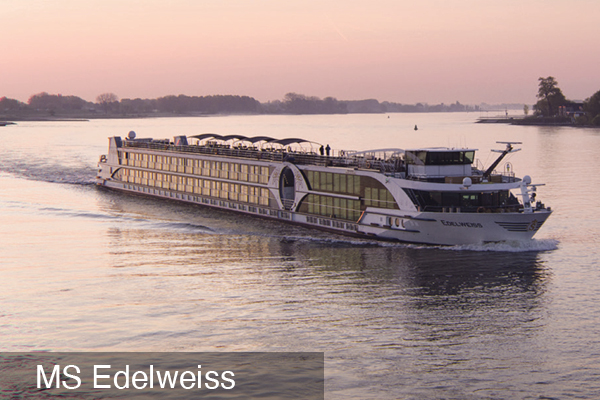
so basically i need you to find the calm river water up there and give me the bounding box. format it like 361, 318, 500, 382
1, 113, 599, 399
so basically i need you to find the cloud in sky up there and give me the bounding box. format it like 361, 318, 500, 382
1, 0, 599, 104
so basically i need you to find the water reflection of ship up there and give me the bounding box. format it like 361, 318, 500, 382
100, 188, 548, 319
274, 240, 551, 353
100, 190, 548, 301
275, 241, 547, 293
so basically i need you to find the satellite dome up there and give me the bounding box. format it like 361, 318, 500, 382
128, 130, 136, 140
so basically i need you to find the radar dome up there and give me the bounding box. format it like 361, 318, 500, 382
128, 130, 136, 140
523, 175, 532, 185
462, 177, 472, 187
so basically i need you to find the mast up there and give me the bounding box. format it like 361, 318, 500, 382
483, 141, 521, 180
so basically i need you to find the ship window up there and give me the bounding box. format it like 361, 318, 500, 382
312, 171, 320, 190
365, 187, 372, 206
406, 150, 475, 165
442, 192, 460, 207
333, 174, 340, 192
326, 196, 333, 216
352, 176, 360, 195
260, 167, 270, 184
346, 175, 353, 194
404, 189, 517, 212
325, 173, 333, 191
464, 151, 475, 163
339, 199, 347, 219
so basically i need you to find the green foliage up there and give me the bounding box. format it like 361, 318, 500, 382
281, 93, 347, 114
583, 90, 600, 121
535, 76, 567, 117
574, 115, 589, 126
96, 93, 119, 114
0, 96, 25, 110
155, 94, 261, 114
27, 92, 89, 111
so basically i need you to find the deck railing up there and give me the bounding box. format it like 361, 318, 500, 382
122, 140, 403, 172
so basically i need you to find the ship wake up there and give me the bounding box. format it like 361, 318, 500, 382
443, 238, 559, 253
0, 152, 96, 185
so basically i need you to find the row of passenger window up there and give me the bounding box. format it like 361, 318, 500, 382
298, 194, 362, 222
117, 168, 272, 206
364, 187, 397, 209
122, 152, 270, 184
304, 170, 398, 210
304, 170, 361, 195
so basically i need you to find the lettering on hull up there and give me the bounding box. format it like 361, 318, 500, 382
440, 220, 483, 228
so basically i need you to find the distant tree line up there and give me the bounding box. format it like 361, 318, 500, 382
262, 93, 348, 114
0, 90, 550, 120
264, 93, 480, 114
0, 92, 263, 117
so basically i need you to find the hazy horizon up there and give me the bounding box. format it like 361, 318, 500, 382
1, 0, 599, 105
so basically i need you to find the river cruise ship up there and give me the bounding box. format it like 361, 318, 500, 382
96, 132, 551, 245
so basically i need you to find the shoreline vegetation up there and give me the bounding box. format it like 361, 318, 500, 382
0, 92, 522, 123
476, 116, 587, 126
2, 78, 599, 126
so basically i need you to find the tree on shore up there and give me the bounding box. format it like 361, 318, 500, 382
27, 92, 89, 114
96, 93, 119, 114
584, 90, 600, 125
534, 76, 566, 117
0, 96, 26, 111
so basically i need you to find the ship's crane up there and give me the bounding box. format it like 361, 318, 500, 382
483, 141, 522, 180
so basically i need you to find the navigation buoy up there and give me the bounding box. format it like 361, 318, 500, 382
414, 125, 418, 131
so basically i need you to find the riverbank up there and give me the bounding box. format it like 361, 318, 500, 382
477, 116, 594, 127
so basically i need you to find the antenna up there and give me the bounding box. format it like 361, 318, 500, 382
483, 142, 522, 179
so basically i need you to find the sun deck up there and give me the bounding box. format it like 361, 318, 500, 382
121, 137, 406, 174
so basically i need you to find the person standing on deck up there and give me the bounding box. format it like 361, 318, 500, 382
325, 144, 331, 156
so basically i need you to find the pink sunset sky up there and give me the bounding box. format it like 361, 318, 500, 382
1, 0, 599, 105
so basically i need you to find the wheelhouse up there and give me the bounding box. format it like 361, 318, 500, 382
405, 148, 477, 181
